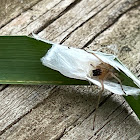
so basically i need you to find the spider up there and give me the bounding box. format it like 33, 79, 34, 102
89, 52, 126, 130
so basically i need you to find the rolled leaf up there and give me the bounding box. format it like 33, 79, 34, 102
0, 35, 139, 119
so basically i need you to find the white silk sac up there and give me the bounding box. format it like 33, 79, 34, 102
33, 34, 140, 96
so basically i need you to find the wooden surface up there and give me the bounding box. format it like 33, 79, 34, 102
0, 0, 140, 139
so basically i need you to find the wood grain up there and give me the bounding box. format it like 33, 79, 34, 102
0, 0, 140, 139
0, 0, 41, 29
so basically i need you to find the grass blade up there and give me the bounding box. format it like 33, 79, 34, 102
0, 36, 88, 85
0, 36, 139, 119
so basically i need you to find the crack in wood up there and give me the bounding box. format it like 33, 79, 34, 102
0, 84, 9, 92
0, 107, 33, 135
94, 107, 126, 136
82, 2, 140, 49
0, 0, 42, 29
84, 94, 113, 121
59, 0, 113, 44
87, 107, 131, 140
19, 0, 63, 35
0, 86, 57, 136
0, 0, 139, 138
59, 95, 129, 139
59, 0, 140, 46
34, 0, 82, 34
51, 0, 107, 42
51, 127, 66, 140
105, 111, 133, 140
62, 115, 82, 134
60, 93, 113, 137
105, 101, 125, 120
88, 136, 93, 140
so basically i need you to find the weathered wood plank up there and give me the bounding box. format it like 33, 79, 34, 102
0, 0, 140, 139
0, 85, 56, 133
39, 0, 115, 42
0, 0, 41, 29
89, 5, 140, 75
0, 89, 139, 140
0, 0, 79, 35
61, 95, 140, 140
0, 0, 83, 137
60, 6, 140, 140
0, 86, 110, 140
38, 0, 139, 46
0, 0, 77, 134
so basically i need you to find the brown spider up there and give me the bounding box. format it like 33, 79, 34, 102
89, 52, 126, 130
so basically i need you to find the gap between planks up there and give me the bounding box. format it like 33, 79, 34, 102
0, 0, 139, 138
0, 86, 58, 136
0, 0, 84, 134
0, 0, 80, 92
0, 0, 42, 29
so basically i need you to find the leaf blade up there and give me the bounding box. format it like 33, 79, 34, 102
0, 36, 88, 85
0, 36, 139, 119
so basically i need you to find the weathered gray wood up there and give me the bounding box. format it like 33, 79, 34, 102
0, 0, 78, 35
61, 95, 140, 140
0, 85, 56, 134
0, 0, 140, 139
0, 0, 80, 137
0, 0, 41, 29
38, 0, 140, 46
89, 5, 140, 76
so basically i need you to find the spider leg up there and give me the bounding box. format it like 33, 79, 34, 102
92, 70, 112, 130
93, 80, 104, 130
87, 81, 92, 93
110, 72, 126, 95
91, 52, 104, 63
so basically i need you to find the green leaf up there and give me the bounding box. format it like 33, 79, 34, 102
114, 59, 140, 119
0, 36, 139, 119
124, 95, 140, 119
0, 36, 88, 85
